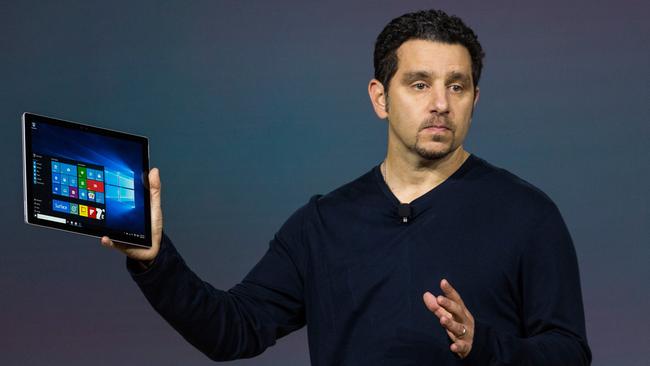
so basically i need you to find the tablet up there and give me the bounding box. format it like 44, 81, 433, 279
22, 112, 152, 248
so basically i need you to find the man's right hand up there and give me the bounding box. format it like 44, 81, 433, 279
100, 167, 163, 264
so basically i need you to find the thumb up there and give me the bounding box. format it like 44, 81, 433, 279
149, 167, 163, 247
149, 167, 161, 202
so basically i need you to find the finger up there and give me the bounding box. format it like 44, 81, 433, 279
422, 291, 441, 313
441, 279, 465, 307
424, 292, 455, 319
450, 340, 469, 356
436, 295, 464, 320
434, 307, 454, 321
149, 167, 161, 208
101, 235, 126, 252
148, 167, 163, 249
101, 236, 113, 248
149, 167, 162, 222
102, 235, 151, 261
440, 313, 467, 338
100, 236, 129, 257
445, 328, 456, 340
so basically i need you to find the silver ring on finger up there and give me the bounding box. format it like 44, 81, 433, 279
457, 325, 467, 339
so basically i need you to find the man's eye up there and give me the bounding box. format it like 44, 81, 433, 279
449, 84, 463, 93
413, 82, 428, 90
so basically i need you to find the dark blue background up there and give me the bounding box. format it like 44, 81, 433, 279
1, 1, 648, 365
30, 120, 146, 234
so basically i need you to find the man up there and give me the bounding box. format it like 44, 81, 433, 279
102, 9, 592, 365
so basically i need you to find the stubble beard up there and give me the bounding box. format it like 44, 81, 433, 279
413, 133, 455, 160
413, 114, 456, 160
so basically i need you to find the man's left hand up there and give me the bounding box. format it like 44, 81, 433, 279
423, 279, 475, 359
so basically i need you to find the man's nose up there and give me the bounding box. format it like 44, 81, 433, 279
429, 85, 450, 114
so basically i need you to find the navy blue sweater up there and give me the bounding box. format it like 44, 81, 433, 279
128, 155, 591, 365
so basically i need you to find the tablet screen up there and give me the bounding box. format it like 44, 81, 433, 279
22, 113, 151, 247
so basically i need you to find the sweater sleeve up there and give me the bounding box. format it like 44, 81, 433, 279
463, 205, 592, 366
126, 201, 311, 361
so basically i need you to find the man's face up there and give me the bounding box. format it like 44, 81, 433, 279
376, 39, 478, 161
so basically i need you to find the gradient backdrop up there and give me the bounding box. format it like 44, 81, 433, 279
1, 1, 648, 365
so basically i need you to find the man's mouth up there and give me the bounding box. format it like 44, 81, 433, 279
420, 116, 452, 132
421, 125, 451, 132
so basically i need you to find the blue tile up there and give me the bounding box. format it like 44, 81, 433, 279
52, 200, 69, 213
61, 163, 72, 175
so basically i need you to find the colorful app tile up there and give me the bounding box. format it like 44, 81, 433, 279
95, 192, 104, 204
88, 206, 97, 219
69, 176, 77, 187
62, 163, 77, 175
78, 166, 86, 179
52, 200, 69, 213
52, 173, 61, 184
61, 175, 69, 185
78, 177, 87, 189
69, 203, 79, 215
79, 188, 87, 200
51, 161, 60, 173
95, 170, 103, 181
52, 183, 61, 195
88, 191, 96, 201
95, 207, 104, 220
61, 186, 69, 196
69, 187, 78, 199
79, 204, 88, 217
87, 169, 96, 180
87, 180, 104, 192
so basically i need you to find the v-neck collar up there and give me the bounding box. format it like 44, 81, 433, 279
373, 154, 480, 219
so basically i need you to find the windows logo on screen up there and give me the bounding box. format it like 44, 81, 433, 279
105, 170, 135, 208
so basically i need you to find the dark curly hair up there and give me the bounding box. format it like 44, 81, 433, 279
374, 9, 485, 93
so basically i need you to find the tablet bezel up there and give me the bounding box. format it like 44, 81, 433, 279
22, 112, 152, 248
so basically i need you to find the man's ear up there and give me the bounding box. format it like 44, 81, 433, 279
469, 86, 480, 118
368, 79, 388, 119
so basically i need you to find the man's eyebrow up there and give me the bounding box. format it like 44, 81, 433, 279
400, 71, 433, 84
400, 70, 472, 86
446, 71, 472, 85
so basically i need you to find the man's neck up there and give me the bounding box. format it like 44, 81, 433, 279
381, 147, 470, 203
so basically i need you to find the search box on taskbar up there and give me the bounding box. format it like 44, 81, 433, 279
37, 213, 66, 224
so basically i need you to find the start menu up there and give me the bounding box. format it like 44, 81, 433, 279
31, 153, 106, 228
